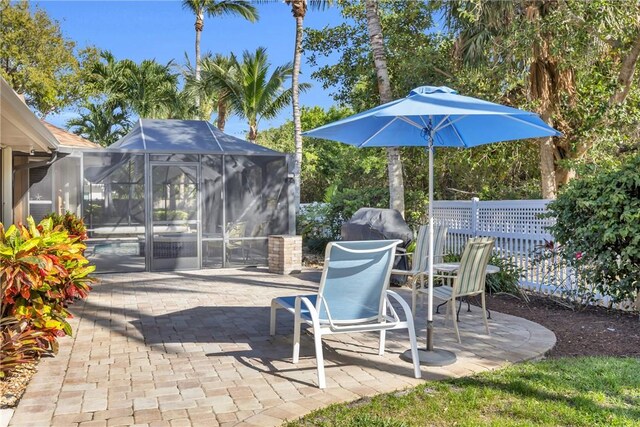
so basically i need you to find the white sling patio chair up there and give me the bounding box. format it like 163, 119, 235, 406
270, 240, 421, 389
391, 224, 448, 313
421, 237, 495, 343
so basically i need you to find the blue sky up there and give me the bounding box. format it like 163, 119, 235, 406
35, 1, 344, 137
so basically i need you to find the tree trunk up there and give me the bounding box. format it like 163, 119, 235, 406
248, 123, 257, 143
540, 137, 557, 199
364, 0, 405, 216
292, 14, 304, 210
611, 31, 640, 105
216, 98, 227, 132
194, 13, 203, 108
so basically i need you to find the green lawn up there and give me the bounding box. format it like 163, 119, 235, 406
286, 357, 640, 427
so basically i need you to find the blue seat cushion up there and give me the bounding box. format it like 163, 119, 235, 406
273, 295, 318, 321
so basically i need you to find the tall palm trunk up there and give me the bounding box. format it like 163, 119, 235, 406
248, 123, 258, 143
292, 13, 304, 210
216, 98, 227, 131
364, 0, 405, 216
194, 12, 203, 107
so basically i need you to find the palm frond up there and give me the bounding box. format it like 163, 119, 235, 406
206, 0, 259, 22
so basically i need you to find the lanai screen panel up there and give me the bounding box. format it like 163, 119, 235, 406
223, 155, 289, 267
201, 155, 224, 268
83, 152, 146, 273
81, 119, 291, 272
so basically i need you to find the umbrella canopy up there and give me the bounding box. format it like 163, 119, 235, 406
303, 85, 560, 365
305, 86, 560, 148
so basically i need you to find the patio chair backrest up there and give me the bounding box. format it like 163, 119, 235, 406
413, 224, 448, 272
455, 237, 495, 297
317, 240, 401, 324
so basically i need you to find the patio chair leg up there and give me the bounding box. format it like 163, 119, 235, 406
481, 292, 490, 336
436, 300, 448, 315
378, 302, 388, 356
293, 317, 301, 363
314, 332, 326, 389
269, 303, 278, 336
451, 299, 461, 343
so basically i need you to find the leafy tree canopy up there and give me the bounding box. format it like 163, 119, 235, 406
305, 0, 444, 111
0, 0, 96, 115
304, 0, 640, 205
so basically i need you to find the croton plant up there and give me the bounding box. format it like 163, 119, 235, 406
0, 215, 95, 376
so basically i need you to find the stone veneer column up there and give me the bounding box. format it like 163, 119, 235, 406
268, 235, 302, 274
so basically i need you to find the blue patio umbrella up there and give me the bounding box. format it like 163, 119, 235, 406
303, 86, 561, 366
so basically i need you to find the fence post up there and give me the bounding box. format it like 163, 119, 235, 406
471, 197, 480, 237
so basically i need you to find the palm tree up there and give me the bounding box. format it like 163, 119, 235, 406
120, 59, 180, 119
186, 52, 235, 129
181, 1, 258, 91
86, 51, 182, 119
364, 0, 405, 216
205, 47, 308, 142
66, 101, 131, 147
285, 0, 332, 209
87, 50, 130, 102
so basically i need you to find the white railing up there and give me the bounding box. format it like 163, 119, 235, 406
432, 198, 570, 292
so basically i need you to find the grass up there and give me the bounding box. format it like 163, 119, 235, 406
286, 357, 640, 426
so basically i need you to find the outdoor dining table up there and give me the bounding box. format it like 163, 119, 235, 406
430, 262, 501, 318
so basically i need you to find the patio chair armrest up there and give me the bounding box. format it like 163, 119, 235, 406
294, 295, 320, 324
385, 290, 414, 319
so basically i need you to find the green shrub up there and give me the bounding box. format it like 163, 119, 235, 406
297, 202, 335, 254
485, 254, 527, 300
298, 186, 389, 254
546, 155, 640, 304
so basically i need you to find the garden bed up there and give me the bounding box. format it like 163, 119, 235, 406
486, 293, 639, 358
0, 363, 37, 408
307, 249, 640, 358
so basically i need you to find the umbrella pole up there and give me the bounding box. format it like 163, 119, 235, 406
401, 134, 456, 367
426, 138, 435, 351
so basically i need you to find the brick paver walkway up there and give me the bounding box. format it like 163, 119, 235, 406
9, 269, 555, 427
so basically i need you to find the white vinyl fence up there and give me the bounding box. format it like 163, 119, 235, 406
432, 198, 569, 292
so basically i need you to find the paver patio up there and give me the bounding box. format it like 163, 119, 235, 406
8, 268, 555, 427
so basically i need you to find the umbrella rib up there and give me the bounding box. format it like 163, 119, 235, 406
448, 122, 466, 147
502, 114, 560, 135
358, 117, 400, 147
396, 116, 424, 129
433, 115, 467, 132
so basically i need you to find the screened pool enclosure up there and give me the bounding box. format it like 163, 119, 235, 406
83, 119, 293, 273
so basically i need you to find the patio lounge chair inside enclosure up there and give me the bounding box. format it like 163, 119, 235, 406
421, 237, 495, 343
270, 240, 422, 389
390, 224, 448, 313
